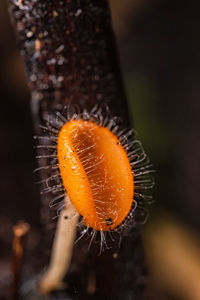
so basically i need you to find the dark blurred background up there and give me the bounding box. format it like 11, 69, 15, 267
0, 0, 200, 299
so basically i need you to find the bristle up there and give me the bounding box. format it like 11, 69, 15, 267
35, 106, 154, 251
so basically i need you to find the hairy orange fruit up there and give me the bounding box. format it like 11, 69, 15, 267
57, 119, 134, 231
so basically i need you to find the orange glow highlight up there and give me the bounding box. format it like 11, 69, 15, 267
57, 119, 134, 231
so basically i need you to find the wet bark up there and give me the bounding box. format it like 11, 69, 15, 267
9, 1, 147, 299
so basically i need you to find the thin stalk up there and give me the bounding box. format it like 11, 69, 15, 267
39, 199, 79, 295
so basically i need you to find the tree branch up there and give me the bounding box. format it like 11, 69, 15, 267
9, 1, 147, 299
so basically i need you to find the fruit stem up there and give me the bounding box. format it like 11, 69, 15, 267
39, 199, 78, 295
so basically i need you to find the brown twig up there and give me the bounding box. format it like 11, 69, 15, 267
10, 220, 30, 300
9, 1, 147, 299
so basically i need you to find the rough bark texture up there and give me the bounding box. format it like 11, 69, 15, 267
9, 1, 147, 299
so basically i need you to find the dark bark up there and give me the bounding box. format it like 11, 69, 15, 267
9, 1, 147, 299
